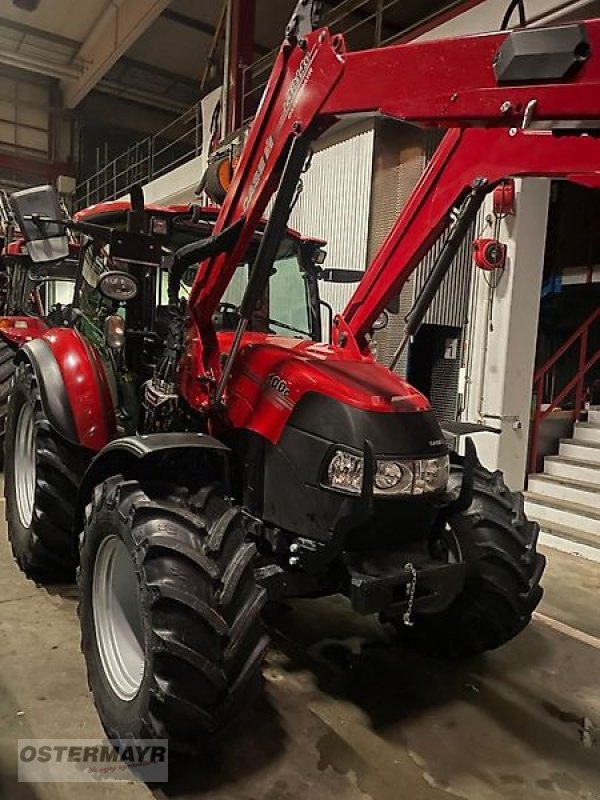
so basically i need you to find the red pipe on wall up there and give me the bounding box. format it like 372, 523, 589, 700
227, 0, 256, 134
0, 152, 73, 181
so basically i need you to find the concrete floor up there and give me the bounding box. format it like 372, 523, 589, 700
0, 513, 599, 800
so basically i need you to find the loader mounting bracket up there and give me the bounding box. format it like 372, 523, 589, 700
286, 0, 324, 41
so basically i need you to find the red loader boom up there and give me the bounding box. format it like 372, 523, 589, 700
189, 3, 600, 406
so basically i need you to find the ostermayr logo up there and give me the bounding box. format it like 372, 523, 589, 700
18, 739, 168, 783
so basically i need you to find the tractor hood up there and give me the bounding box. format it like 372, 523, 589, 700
223, 333, 435, 445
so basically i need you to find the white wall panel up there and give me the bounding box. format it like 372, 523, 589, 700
0, 76, 49, 158
287, 120, 375, 330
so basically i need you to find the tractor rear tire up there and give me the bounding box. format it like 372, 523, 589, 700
4, 362, 85, 579
78, 477, 268, 753
385, 459, 545, 657
0, 339, 15, 468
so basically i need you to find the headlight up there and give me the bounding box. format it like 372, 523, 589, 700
326, 450, 364, 493
413, 456, 450, 495
326, 450, 449, 496
374, 459, 413, 494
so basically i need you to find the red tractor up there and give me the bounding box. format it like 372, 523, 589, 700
5, 2, 600, 753
0, 217, 78, 463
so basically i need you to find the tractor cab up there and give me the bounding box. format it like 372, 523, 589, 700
74, 201, 332, 344
11, 193, 350, 437
0, 237, 78, 345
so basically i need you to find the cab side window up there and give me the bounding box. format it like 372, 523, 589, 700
75, 245, 122, 341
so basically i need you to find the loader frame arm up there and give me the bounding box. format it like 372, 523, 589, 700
187, 16, 600, 404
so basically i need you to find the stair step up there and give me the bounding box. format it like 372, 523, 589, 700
574, 421, 600, 444
524, 491, 600, 537
588, 406, 600, 424
537, 520, 600, 548
538, 521, 600, 563
544, 455, 600, 485
528, 473, 600, 507
559, 438, 600, 464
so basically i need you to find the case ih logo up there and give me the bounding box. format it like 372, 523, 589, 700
242, 135, 274, 212
266, 373, 290, 399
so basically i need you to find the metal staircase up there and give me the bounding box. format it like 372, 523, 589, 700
525, 307, 600, 561
526, 409, 600, 562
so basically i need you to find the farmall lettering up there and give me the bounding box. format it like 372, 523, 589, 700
243, 135, 274, 212
242, 44, 318, 212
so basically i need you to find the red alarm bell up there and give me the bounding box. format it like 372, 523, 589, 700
472, 238, 507, 271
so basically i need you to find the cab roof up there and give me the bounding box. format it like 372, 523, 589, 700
74, 200, 325, 246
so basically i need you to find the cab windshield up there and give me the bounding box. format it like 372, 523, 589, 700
158, 227, 313, 339
221, 237, 311, 338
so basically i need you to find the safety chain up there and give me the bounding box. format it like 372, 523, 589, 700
403, 562, 418, 626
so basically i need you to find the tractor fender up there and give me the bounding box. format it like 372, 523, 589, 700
17, 330, 116, 450
75, 433, 231, 536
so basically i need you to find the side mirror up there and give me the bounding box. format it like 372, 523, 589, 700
9, 186, 69, 264
319, 268, 363, 284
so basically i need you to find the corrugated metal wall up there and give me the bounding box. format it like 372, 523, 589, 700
415, 223, 477, 328
369, 121, 476, 359
367, 121, 425, 372
287, 120, 375, 324
413, 125, 478, 330
365, 120, 480, 423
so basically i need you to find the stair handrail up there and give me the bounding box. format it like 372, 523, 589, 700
529, 305, 600, 473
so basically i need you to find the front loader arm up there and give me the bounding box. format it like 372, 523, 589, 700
343, 126, 600, 341
187, 28, 346, 375
323, 23, 600, 124
186, 13, 600, 404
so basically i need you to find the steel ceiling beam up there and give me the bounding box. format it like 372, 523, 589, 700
62, 0, 172, 110
161, 6, 269, 56
0, 151, 73, 179
0, 48, 82, 81
119, 56, 200, 93
0, 15, 79, 48
161, 8, 215, 37
94, 80, 189, 114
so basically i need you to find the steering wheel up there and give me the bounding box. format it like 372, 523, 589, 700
45, 302, 71, 327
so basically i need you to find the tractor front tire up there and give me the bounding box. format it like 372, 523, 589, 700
78, 478, 268, 752
386, 460, 545, 657
0, 339, 15, 468
4, 362, 84, 579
